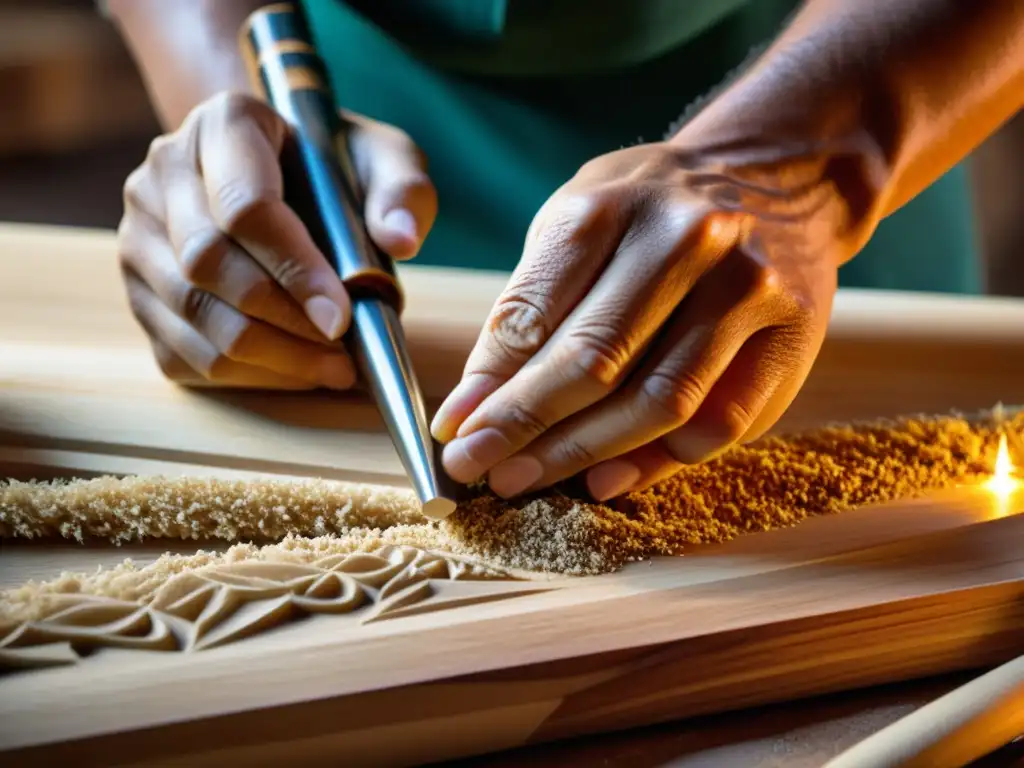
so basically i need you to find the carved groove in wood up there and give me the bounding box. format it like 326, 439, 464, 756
0, 545, 549, 671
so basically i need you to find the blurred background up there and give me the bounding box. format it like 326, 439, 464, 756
1, 0, 1021, 294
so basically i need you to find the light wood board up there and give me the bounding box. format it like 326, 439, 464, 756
3, 223, 1024, 487
1, 224, 1024, 766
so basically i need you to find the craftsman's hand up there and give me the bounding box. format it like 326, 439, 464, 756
117, 91, 436, 389
432, 141, 845, 500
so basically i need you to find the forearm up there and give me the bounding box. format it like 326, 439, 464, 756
107, 0, 265, 129
673, 0, 1024, 254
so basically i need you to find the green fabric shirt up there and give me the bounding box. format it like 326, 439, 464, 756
302, 0, 981, 294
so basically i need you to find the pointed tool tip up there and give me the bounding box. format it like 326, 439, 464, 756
421, 496, 458, 520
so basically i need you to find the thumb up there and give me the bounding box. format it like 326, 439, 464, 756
344, 113, 438, 261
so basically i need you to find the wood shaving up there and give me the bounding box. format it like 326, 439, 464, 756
2, 407, 1020, 624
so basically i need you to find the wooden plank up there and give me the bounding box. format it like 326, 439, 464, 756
3, 222, 1024, 445
1, 505, 1022, 764
2, 224, 1024, 765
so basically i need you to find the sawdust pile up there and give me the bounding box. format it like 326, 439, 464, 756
0, 475, 424, 543
1, 408, 1019, 622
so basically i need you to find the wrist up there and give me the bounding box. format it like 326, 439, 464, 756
671, 0, 1024, 254
108, 0, 260, 130
667, 67, 892, 267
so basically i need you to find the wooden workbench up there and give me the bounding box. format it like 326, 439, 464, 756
2, 224, 1024, 766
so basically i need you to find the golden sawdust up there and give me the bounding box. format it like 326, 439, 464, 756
1, 408, 1020, 624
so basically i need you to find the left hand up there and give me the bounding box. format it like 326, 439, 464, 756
430, 140, 846, 501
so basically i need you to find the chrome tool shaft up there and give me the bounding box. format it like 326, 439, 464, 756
241, 3, 458, 518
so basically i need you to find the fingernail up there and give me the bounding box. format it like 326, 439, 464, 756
304, 295, 345, 340
442, 427, 512, 483
431, 409, 454, 443
586, 459, 641, 502
432, 375, 500, 443
489, 455, 544, 499
317, 357, 355, 390
383, 208, 418, 242
667, 430, 727, 464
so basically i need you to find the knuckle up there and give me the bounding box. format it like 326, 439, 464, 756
207, 91, 284, 147
178, 228, 227, 284
115, 213, 131, 243
660, 196, 703, 235
124, 279, 148, 321
208, 91, 261, 123
366, 120, 429, 172
122, 167, 151, 212
487, 293, 549, 359
550, 435, 597, 468
641, 369, 706, 423
117, 250, 140, 285
746, 259, 784, 300
115, 219, 139, 269
504, 401, 549, 440
714, 399, 758, 444
266, 258, 311, 292
144, 133, 175, 166
176, 285, 218, 327
657, 198, 717, 258
562, 328, 631, 390
379, 123, 419, 155
532, 192, 612, 249
212, 177, 274, 234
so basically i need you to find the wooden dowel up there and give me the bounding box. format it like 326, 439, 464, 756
825, 654, 1024, 768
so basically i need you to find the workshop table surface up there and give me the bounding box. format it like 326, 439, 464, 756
469, 671, 1024, 766
2, 222, 1023, 767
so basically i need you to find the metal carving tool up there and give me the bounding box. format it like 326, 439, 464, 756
240, 3, 459, 519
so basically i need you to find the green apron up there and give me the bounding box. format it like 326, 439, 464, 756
302, 0, 981, 294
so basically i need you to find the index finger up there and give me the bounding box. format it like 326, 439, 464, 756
430, 191, 632, 444
439, 206, 738, 492
199, 94, 351, 341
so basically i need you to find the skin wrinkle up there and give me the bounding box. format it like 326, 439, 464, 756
560, 327, 634, 390
456, 188, 667, 433
175, 225, 229, 286
488, 300, 549, 356
550, 191, 724, 384
666, 134, 888, 264
640, 299, 755, 424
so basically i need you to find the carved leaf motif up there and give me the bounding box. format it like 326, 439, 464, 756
161, 583, 219, 622
0, 597, 177, 662
1, 545, 539, 673
190, 595, 296, 651
290, 572, 365, 613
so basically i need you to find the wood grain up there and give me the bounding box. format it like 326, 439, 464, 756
3, 223, 1024, 487
3, 493, 1023, 765
2, 224, 1024, 766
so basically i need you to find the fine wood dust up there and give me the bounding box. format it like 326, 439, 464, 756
1, 408, 1020, 623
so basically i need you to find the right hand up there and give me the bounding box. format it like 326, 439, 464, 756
117, 91, 437, 389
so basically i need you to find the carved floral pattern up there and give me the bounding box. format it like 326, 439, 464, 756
0, 546, 548, 672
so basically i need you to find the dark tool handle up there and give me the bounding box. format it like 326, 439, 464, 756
239, 2, 403, 312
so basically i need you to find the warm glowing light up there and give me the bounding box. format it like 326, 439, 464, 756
985, 434, 1019, 500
